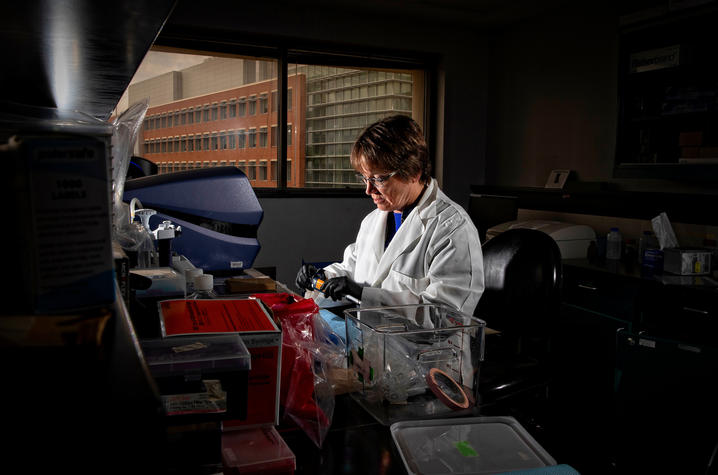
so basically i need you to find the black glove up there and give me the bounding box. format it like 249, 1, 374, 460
322, 276, 363, 301
295, 264, 324, 292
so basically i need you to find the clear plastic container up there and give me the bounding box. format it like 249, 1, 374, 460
188, 273, 217, 299
141, 333, 251, 419
390, 416, 556, 475
344, 303, 486, 425
606, 227, 622, 260
221, 425, 295, 474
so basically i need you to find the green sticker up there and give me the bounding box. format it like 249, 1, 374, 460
455, 441, 478, 457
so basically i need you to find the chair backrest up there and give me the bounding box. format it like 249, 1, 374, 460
476, 228, 562, 337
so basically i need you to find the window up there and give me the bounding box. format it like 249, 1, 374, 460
119, 49, 424, 189
248, 128, 256, 148
247, 160, 256, 180
244, 60, 256, 84
249, 95, 256, 115
238, 129, 246, 149
220, 132, 227, 150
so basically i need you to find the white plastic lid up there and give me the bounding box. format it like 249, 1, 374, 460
390, 416, 556, 475
195, 273, 213, 291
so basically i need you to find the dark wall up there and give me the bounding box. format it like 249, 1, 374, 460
486, 2, 619, 187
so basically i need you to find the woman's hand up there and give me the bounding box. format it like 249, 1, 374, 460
295, 264, 323, 291
322, 276, 363, 301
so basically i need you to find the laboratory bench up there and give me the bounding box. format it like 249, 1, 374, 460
544, 258, 718, 474
6, 263, 717, 474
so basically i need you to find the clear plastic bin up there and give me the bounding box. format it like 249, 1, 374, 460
390, 416, 556, 474
344, 303, 486, 425
221, 425, 296, 474
141, 334, 251, 420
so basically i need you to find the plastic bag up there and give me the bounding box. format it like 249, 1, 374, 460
252, 293, 346, 448
110, 99, 149, 239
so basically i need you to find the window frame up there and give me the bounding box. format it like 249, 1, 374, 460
149, 35, 435, 195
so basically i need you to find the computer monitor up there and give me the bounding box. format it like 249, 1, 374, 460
468, 193, 518, 243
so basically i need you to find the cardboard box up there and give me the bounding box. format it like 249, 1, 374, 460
699, 146, 718, 158
2, 133, 115, 314
678, 131, 703, 147
680, 146, 700, 158
663, 248, 711, 275
159, 298, 281, 427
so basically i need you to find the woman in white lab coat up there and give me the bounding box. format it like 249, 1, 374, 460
296, 115, 484, 315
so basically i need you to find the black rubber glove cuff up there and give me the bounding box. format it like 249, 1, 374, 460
322, 276, 363, 301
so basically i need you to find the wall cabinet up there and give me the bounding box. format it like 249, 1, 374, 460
616, 3, 718, 181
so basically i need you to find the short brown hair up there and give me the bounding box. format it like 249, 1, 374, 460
350, 115, 431, 184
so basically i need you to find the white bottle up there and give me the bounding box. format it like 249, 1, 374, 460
188, 273, 217, 299
606, 227, 622, 260
184, 268, 204, 298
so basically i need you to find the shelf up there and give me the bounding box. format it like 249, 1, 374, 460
470, 184, 718, 225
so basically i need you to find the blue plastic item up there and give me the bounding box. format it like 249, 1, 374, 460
123, 167, 263, 272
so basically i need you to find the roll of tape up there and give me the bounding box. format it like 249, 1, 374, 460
425, 367, 470, 410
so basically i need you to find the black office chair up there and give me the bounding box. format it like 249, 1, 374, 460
475, 228, 563, 417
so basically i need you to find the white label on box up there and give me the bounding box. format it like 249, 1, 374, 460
230, 261, 244, 269
638, 338, 656, 348
630, 45, 680, 73
26, 137, 114, 311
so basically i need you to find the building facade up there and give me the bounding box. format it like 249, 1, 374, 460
130, 57, 418, 188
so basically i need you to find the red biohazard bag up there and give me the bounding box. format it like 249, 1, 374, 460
252, 293, 342, 448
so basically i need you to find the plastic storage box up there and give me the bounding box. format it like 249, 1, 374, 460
141, 333, 251, 421
344, 303, 486, 425
390, 416, 556, 474
221, 425, 296, 474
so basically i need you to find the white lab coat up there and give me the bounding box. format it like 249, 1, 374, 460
318, 178, 484, 315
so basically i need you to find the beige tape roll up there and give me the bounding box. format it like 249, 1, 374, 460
425, 367, 470, 410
